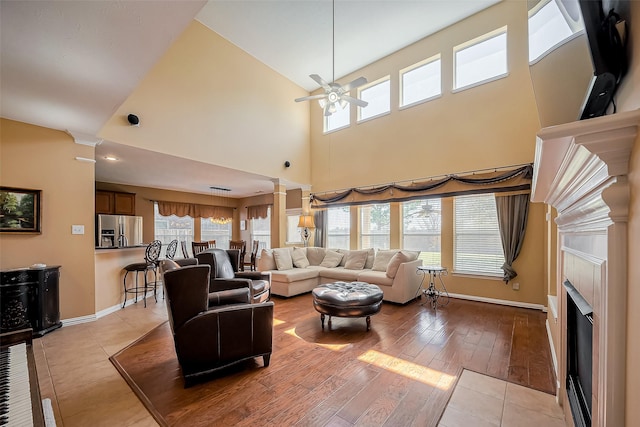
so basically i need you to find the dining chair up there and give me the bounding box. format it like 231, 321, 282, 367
244, 240, 260, 271
192, 241, 209, 256
207, 240, 217, 248
229, 240, 247, 271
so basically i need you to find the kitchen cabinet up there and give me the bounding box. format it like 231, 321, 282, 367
96, 190, 135, 215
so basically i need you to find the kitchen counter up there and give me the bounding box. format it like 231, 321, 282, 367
95, 245, 149, 251
95, 245, 149, 312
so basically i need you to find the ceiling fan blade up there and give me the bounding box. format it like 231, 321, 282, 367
310, 74, 332, 90
341, 76, 368, 92
295, 94, 327, 102
341, 95, 368, 108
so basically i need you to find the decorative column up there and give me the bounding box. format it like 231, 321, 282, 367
271, 178, 287, 248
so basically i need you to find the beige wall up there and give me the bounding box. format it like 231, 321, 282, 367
0, 119, 96, 319
310, 1, 540, 193
98, 21, 311, 189
306, 1, 546, 306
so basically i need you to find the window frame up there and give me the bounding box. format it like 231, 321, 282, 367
527, 0, 582, 65
359, 203, 391, 250
250, 206, 271, 250
323, 96, 351, 133
453, 26, 508, 93
285, 209, 304, 245
453, 194, 505, 278
399, 54, 442, 109
357, 76, 391, 123
401, 198, 442, 266
326, 206, 351, 249
200, 218, 232, 249
153, 202, 194, 258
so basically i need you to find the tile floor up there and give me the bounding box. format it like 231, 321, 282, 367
438, 370, 566, 427
32, 298, 567, 427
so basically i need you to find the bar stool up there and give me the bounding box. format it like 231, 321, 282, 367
165, 239, 178, 260
122, 240, 162, 308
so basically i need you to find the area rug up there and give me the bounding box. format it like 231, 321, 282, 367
109, 321, 266, 426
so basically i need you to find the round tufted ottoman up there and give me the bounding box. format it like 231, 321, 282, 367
312, 282, 383, 331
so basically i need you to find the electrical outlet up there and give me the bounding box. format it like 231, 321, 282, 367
71, 225, 84, 235
512, 282, 520, 290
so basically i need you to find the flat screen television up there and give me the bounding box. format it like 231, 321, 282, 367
528, 0, 630, 127
578, 0, 630, 119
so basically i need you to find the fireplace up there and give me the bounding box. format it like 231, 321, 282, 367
565, 280, 593, 427
532, 109, 640, 426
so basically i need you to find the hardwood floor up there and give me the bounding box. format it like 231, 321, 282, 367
107, 293, 556, 426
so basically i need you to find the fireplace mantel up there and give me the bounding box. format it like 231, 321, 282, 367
531, 109, 640, 427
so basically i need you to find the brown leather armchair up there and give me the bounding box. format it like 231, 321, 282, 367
196, 248, 271, 304
163, 264, 273, 387
160, 259, 250, 307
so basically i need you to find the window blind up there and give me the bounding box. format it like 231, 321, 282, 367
454, 194, 504, 276
402, 199, 442, 266
360, 204, 390, 249
326, 206, 350, 249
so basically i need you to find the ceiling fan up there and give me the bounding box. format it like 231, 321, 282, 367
294, 0, 368, 117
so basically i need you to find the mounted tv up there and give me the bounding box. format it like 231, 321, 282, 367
528, 0, 630, 127
578, 0, 630, 119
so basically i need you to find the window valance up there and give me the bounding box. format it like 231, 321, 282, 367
156, 200, 234, 221
310, 164, 533, 209
246, 204, 271, 220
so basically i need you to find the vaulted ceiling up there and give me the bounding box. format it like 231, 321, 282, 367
1, 0, 501, 197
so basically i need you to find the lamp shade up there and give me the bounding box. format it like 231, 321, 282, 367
298, 214, 315, 228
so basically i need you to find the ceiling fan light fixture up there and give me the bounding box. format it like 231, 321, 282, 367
293, 0, 368, 117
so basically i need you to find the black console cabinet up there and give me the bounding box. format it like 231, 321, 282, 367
1, 266, 62, 336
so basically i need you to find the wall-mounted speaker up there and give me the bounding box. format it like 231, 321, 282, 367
127, 114, 140, 126
284, 161, 291, 168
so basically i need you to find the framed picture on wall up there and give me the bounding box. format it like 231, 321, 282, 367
240, 220, 246, 231
0, 187, 42, 233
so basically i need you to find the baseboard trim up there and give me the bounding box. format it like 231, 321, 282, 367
62, 291, 157, 326
61, 314, 96, 327
447, 293, 546, 311
546, 318, 561, 398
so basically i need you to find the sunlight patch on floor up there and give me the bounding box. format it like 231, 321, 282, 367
273, 318, 286, 326
283, 327, 351, 351
358, 349, 457, 390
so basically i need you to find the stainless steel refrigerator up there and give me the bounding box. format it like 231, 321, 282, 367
96, 214, 143, 247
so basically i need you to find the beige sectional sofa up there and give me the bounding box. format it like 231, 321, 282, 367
257, 247, 423, 304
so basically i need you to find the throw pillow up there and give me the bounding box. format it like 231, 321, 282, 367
306, 247, 326, 266
291, 247, 310, 268
319, 250, 343, 268
337, 249, 350, 266
402, 250, 420, 261
372, 250, 399, 271
258, 248, 277, 271
273, 248, 294, 270
344, 250, 369, 270
386, 251, 413, 278
364, 248, 375, 269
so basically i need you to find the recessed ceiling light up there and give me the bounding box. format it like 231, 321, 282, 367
104, 156, 119, 161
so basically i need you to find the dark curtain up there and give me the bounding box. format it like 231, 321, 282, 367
495, 193, 530, 283
156, 200, 234, 222
313, 210, 326, 247
247, 204, 271, 219
310, 165, 532, 208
